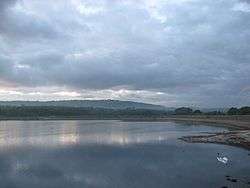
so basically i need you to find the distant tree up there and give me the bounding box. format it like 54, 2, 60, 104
227, 107, 239, 115
193, 110, 202, 115
175, 107, 193, 115
239, 106, 250, 115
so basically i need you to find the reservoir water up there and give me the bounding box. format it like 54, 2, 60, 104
0, 120, 249, 188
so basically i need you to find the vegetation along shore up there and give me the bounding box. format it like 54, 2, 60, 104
0, 101, 250, 150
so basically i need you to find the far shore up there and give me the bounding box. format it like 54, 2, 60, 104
0, 115, 249, 130
122, 115, 250, 129
0, 115, 250, 150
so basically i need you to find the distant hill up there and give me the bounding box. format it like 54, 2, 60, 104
0, 100, 167, 111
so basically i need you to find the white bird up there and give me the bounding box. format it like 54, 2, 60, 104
217, 153, 228, 164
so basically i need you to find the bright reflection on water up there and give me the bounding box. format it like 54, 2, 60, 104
0, 120, 228, 148
0, 120, 249, 188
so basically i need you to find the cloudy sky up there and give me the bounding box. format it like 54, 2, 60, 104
0, 0, 250, 107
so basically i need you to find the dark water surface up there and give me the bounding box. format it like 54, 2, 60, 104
0, 120, 249, 188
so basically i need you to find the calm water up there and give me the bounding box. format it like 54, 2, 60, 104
0, 120, 249, 188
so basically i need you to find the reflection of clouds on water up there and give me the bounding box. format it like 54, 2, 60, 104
65, 173, 108, 187
59, 133, 79, 145
107, 132, 168, 145
0, 121, 247, 188
0, 121, 80, 148
0, 121, 172, 148
0, 120, 227, 149
0, 121, 76, 148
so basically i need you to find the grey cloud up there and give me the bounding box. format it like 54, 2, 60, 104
0, 15, 58, 40
0, 0, 250, 107
0, 0, 59, 41
240, 0, 250, 3
0, 55, 13, 78
0, 0, 17, 10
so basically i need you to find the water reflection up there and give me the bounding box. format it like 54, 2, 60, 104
0, 121, 80, 148
0, 121, 249, 188
0, 120, 228, 149
0, 121, 175, 148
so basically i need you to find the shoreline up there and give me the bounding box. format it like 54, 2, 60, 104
1, 116, 250, 150
179, 130, 250, 151
159, 116, 250, 151
122, 116, 250, 129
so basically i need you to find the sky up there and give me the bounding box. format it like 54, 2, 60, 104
0, 0, 250, 107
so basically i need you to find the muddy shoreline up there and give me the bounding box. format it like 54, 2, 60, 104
123, 116, 250, 151
180, 130, 250, 151
163, 117, 250, 151
159, 116, 250, 151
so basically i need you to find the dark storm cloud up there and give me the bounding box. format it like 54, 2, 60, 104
0, 0, 250, 107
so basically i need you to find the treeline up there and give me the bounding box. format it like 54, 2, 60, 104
227, 107, 250, 115
174, 107, 225, 115
0, 106, 170, 119
0, 106, 249, 119
174, 107, 250, 115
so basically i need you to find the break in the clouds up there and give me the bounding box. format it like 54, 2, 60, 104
0, 0, 250, 107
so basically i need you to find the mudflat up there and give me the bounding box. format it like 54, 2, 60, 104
124, 115, 250, 150
164, 115, 250, 151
